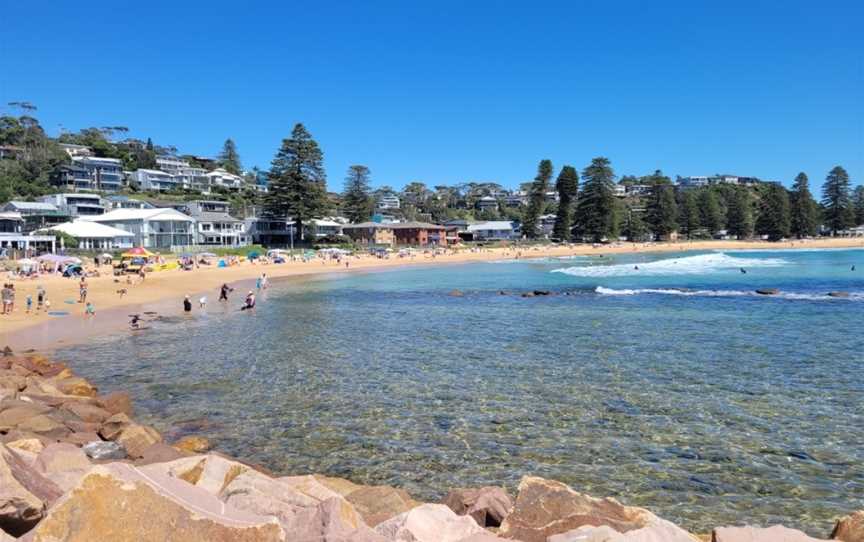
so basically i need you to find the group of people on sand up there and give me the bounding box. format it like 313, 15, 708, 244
2, 283, 52, 315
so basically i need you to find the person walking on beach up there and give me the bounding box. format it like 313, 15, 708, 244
261, 273, 268, 289
26, 294, 32, 314
37, 286, 45, 312
183, 295, 192, 312
79, 277, 88, 304
1, 284, 11, 315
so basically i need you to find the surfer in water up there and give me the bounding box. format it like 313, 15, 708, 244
634, 265, 639, 270
740, 267, 747, 274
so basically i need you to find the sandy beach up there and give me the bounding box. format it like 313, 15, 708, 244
2, 238, 861, 351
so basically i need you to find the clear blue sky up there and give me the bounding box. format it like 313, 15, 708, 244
1, 0, 861, 191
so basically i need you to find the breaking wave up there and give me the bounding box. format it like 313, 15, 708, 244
594, 286, 863, 301
551, 253, 789, 277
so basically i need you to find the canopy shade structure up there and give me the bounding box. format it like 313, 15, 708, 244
36, 254, 81, 264
123, 247, 155, 257
35, 221, 134, 239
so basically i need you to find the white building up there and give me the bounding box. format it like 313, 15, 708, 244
376, 194, 401, 210
467, 221, 515, 241
156, 156, 210, 192
614, 185, 627, 197
34, 220, 135, 250
181, 201, 249, 247
81, 208, 195, 249
475, 196, 499, 212
59, 144, 93, 158
38, 193, 105, 217
131, 169, 180, 192
307, 219, 344, 238
205, 168, 244, 190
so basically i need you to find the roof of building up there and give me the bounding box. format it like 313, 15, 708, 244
342, 222, 393, 229
82, 208, 194, 223
0, 211, 24, 221
35, 220, 134, 239
389, 221, 445, 230
196, 211, 241, 223
309, 219, 343, 227
4, 201, 59, 212
467, 221, 514, 232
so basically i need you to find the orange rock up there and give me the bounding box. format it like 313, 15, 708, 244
173, 435, 211, 454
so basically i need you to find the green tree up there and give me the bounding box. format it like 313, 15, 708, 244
552, 165, 579, 241
726, 187, 754, 239
218, 138, 243, 175
264, 123, 328, 240
522, 159, 553, 239
756, 183, 791, 241
678, 190, 701, 239
853, 185, 864, 226
647, 184, 678, 239
821, 166, 854, 235
575, 157, 618, 242
698, 188, 723, 234
622, 207, 648, 241
342, 165, 374, 222
789, 172, 818, 238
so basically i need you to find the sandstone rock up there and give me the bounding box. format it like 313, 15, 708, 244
63, 431, 102, 447
114, 423, 162, 459
279, 474, 345, 501
62, 401, 111, 423
6, 438, 44, 456
143, 453, 254, 494
457, 534, 507, 542
550, 520, 699, 541
10, 356, 67, 378
52, 376, 97, 397
15, 415, 70, 439
443, 486, 513, 528
315, 474, 363, 496
375, 503, 487, 542
499, 476, 696, 542
173, 435, 211, 453
135, 442, 190, 465
34, 443, 91, 476
97, 391, 133, 416
314, 497, 386, 542
0, 374, 26, 392
0, 443, 63, 537
712, 525, 829, 542
832, 510, 864, 542
23, 463, 286, 541
0, 403, 52, 431
346, 484, 421, 527
82, 441, 126, 461
219, 469, 326, 533
98, 412, 132, 440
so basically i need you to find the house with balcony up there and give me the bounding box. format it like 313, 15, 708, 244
59, 144, 93, 158
376, 194, 401, 210
342, 222, 395, 246
206, 168, 244, 190
180, 200, 249, 247
81, 208, 195, 249
391, 221, 447, 246
74, 156, 124, 191
244, 217, 297, 247
467, 221, 515, 241
38, 193, 105, 217
475, 196, 499, 213
130, 169, 180, 192
156, 156, 210, 192
0, 212, 55, 255
307, 219, 344, 239
1, 201, 70, 233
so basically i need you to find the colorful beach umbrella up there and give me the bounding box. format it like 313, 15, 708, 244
122, 247, 154, 258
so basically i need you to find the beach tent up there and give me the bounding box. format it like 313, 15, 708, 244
122, 247, 154, 258
199, 252, 217, 258
37, 254, 81, 264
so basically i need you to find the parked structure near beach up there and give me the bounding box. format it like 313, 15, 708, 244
34, 220, 135, 250
467, 221, 516, 241
80, 208, 195, 249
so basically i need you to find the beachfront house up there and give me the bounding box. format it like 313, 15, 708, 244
205, 168, 244, 190
244, 217, 297, 247
130, 169, 180, 192
539, 214, 557, 237
0, 212, 56, 256
342, 222, 395, 246
467, 221, 515, 241
38, 194, 105, 217
34, 220, 135, 250
390, 222, 448, 246
307, 218, 344, 239
81, 208, 195, 250
0, 201, 70, 233
181, 200, 249, 247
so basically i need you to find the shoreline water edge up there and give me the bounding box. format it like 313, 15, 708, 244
2, 240, 863, 540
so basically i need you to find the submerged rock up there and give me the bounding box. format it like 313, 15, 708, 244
831, 510, 864, 542
442, 486, 513, 528
755, 288, 779, 296
498, 476, 697, 542
173, 435, 211, 454
712, 525, 829, 541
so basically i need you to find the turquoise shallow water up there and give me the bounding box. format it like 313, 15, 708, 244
56, 248, 864, 534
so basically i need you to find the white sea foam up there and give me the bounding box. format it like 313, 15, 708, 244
551, 253, 789, 277
594, 286, 863, 301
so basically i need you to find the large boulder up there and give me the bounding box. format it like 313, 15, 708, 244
499, 476, 697, 542
51, 376, 97, 398
98, 412, 132, 440
113, 423, 162, 459
22, 463, 286, 541
712, 525, 829, 542
33, 443, 92, 492
0, 443, 63, 537
832, 511, 864, 542
173, 435, 211, 454
345, 484, 422, 527
443, 486, 513, 528
0, 403, 52, 431
135, 442, 190, 465
61, 401, 111, 424
97, 390, 133, 415
375, 503, 487, 542
550, 520, 699, 542
280, 474, 346, 501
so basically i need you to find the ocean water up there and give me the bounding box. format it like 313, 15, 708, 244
56, 248, 864, 534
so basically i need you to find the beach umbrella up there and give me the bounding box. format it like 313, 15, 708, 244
100, 253, 113, 259
199, 252, 217, 258
122, 247, 154, 258
16, 258, 35, 266
247, 251, 260, 259
37, 254, 81, 264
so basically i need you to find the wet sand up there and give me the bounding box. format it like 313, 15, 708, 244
2, 238, 861, 351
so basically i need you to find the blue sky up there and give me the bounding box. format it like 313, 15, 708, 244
1, 0, 861, 191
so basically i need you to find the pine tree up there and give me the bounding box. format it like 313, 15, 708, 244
264, 124, 328, 240
822, 166, 854, 235
756, 183, 791, 241
647, 184, 678, 240
575, 157, 617, 242
342, 165, 374, 223
679, 190, 701, 239
552, 165, 579, 241
698, 189, 723, 234
726, 187, 754, 239
854, 185, 864, 226
522, 159, 553, 239
218, 138, 243, 175
789, 172, 818, 238
623, 207, 648, 242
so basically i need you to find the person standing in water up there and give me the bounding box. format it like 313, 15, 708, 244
241, 291, 256, 311
183, 295, 192, 312
219, 283, 232, 301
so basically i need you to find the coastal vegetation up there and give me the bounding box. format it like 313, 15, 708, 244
1, 106, 861, 243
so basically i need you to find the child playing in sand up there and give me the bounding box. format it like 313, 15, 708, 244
25, 294, 32, 314
85, 302, 95, 317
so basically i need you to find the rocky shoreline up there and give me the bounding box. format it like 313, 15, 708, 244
1, 352, 861, 542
